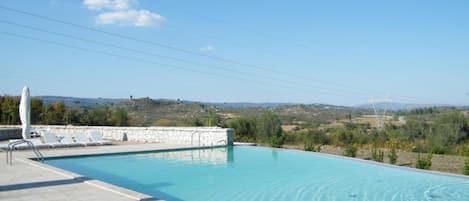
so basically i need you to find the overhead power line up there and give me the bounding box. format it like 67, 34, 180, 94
0, 31, 352, 97
0, 5, 382, 95
0, 19, 376, 96
0, 5, 444, 103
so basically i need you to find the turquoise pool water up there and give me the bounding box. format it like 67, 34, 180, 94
45, 146, 469, 201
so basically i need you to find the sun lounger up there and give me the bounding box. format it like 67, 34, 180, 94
1, 139, 50, 150
42, 132, 66, 147
15, 138, 50, 149
74, 133, 98, 146
59, 135, 81, 147
89, 131, 112, 145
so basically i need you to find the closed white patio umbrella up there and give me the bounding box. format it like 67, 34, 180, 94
19, 86, 31, 139
6, 86, 43, 165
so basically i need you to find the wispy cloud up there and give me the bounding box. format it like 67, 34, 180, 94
83, 0, 165, 27
83, 0, 134, 10
200, 45, 215, 52
96, 10, 165, 27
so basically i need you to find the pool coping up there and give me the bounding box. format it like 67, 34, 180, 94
39, 145, 227, 160
16, 157, 158, 201
18, 145, 228, 201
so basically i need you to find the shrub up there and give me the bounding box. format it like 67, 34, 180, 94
388, 148, 398, 164
343, 145, 357, 157
303, 130, 324, 152
371, 148, 384, 162
429, 145, 447, 155
256, 111, 284, 148
269, 135, 285, 148
416, 153, 432, 170
463, 159, 469, 175
456, 144, 469, 156
304, 141, 314, 151
304, 143, 321, 152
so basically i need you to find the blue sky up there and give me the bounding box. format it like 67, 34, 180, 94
1, 0, 468, 106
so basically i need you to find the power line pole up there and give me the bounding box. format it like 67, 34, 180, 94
369, 97, 392, 130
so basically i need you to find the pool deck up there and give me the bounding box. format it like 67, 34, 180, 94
0, 143, 201, 201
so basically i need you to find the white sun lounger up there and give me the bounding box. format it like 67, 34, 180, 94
15, 138, 50, 149
59, 135, 81, 147
89, 131, 112, 145
74, 133, 98, 146
0, 138, 50, 149
42, 132, 66, 148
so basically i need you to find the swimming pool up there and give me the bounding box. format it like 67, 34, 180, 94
45, 146, 469, 201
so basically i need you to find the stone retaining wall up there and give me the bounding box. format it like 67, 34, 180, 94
0, 128, 22, 141
0, 125, 234, 146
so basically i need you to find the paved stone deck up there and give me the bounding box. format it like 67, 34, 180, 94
0, 143, 199, 201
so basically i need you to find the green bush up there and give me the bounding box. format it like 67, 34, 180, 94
371, 148, 384, 162
388, 148, 398, 164
269, 135, 285, 148
256, 111, 284, 148
463, 159, 469, 175
416, 153, 432, 170
429, 145, 447, 155
304, 143, 321, 152
343, 145, 357, 157
303, 130, 325, 152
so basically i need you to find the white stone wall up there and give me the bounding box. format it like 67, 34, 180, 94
1, 125, 234, 146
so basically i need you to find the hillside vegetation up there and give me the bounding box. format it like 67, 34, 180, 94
2, 96, 469, 174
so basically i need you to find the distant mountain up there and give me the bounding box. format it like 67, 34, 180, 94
197, 102, 298, 108
354, 102, 455, 111
35, 96, 461, 112
31, 96, 368, 126
36, 96, 313, 109
36, 96, 126, 107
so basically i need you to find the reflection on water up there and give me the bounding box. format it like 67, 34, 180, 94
136, 146, 234, 165
271, 149, 278, 161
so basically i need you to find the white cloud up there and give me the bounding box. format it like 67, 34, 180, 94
83, 0, 134, 11
200, 46, 215, 52
84, 0, 165, 27
96, 10, 165, 27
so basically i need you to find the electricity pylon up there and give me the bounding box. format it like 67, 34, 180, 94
369, 97, 392, 130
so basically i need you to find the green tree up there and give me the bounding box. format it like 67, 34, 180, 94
433, 111, 468, 146
84, 107, 111, 126
111, 109, 129, 126
30, 98, 44, 124
1, 96, 20, 124
226, 117, 257, 142
205, 109, 220, 127
42, 102, 66, 125
256, 111, 284, 148
63, 109, 80, 125
190, 118, 204, 126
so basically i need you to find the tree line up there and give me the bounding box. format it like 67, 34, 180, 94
226, 108, 469, 173
0, 96, 129, 126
